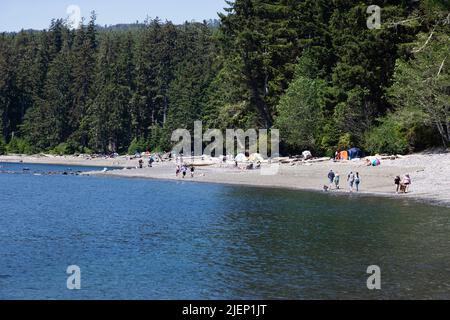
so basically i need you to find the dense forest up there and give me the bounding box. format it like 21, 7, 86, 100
0, 0, 448, 157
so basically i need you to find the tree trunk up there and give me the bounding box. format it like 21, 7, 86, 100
163, 95, 168, 124
435, 119, 447, 148
251, 85, 272, 128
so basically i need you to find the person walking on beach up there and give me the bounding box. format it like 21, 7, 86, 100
190, 165, 195, 178
328, 170, 336, 189
148, 156, 154, 168
334, 173, 340, 190
355, 172, 361, 192
348, 171, 355, 192
402, 174, 411, 193
176, 165, 180, 177
394, 176, 401, 193
182, 165, 187, 178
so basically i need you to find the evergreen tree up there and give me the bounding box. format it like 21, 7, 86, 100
22, 44, 74, 150
70, 13, 98, 148
0, 34, 15, 140
0, 4, 448, 156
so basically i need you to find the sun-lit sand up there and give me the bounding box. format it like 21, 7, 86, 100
1, 152, 449, 206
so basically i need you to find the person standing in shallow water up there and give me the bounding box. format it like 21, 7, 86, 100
355, 172, 361, 192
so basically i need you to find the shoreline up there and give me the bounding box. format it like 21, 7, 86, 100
89, 171, 450, 208
1, 153, 449, 208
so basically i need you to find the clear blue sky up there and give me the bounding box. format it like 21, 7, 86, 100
0, 0, 227, 32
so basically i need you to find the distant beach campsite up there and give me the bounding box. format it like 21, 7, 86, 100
1, 149, 449, 206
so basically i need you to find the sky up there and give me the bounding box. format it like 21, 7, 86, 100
0, 0, 227, 32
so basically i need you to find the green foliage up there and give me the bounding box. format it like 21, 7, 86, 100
364, 116, 410, 155
50, 143, 75, 155
0, 2, 448, 157
215, 102, 258, 130
0, 137, 6, 155
363, 105, 442, 155
219, 0, 316, 127
388, 30, 450, 148
275, 76, 326, 153
6, 137, 35, 155
148, 125, 168, 152
337, 133, 356, 152
127, 138, 148, 155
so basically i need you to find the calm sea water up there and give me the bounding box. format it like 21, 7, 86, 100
0, 162, 449, 300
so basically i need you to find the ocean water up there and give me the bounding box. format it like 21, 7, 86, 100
0, 162, 449, 300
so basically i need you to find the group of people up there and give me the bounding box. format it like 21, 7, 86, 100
394, 174, 412, 194
137, 156, 155, 169
326, 169, 412, 194
326, 170, 361, 192
176, 164, 195, 178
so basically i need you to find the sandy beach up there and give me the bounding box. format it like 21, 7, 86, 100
1, 152, 449, 207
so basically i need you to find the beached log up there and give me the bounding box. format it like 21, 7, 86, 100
184, 162, 215, 167
280, 159, 297, 164
305, 157, 332, 163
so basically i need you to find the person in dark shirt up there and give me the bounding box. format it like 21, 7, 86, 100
355, 172, 361, 192
328, 170, 336, 188
394, 176, 401, 193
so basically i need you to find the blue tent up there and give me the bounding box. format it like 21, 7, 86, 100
348, 147, 363, 160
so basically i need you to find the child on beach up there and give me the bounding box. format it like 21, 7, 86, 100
394, 176, 401, 193
334, 173, 340, 189
176, 165, 180, 177
182, 165, 187, 178
355, 172, 361, 192
190, 165, 195, 178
